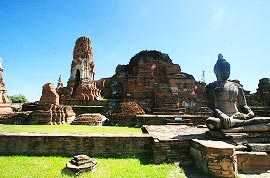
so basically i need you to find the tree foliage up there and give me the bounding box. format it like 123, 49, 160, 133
8, 94, 28, 103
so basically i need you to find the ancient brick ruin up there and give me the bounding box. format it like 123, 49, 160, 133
57, 37, 101, 105
71, 113, 107, 125
98, 50, 206, 114
256, 78, 270, 106
30, 83, 75, 124
0, 58, 13, 114
39, 83, 59, 105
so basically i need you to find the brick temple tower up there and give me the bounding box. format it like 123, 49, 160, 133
57, 37, 101, 105
0, 57, 13, 114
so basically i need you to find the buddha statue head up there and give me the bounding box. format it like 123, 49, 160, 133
214, 54, 230, 82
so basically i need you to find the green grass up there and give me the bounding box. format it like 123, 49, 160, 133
0, 156, 185, 178
0, 124, 142, 134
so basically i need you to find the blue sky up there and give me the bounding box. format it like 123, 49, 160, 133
0, 0, 269, 102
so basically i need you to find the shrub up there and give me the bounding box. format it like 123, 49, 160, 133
8, 94, 28, 103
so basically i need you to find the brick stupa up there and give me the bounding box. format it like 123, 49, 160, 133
57, 37, 101, 105
98, 50, 207, 114
0, 58, 13, 114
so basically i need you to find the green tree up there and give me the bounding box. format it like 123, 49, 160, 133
8, 94, 29, 103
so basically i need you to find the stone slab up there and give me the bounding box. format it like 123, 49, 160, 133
142, 125, 207, 141
246, 143, 270, 152
192, 139, 235, 150
206, 131, 270, 144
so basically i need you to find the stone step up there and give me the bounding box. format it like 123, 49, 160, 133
236, 151, 270, 174
167, 123, 193, 126
166, 119, 191, 123
153, 112, 185, 115
246, 143, 270, 152
234, 145, 247, 151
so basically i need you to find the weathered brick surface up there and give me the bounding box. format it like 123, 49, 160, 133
0, 133, 153, 159
28, 104, 75, 125
39, 83, 59, 105
191, 139, 238, 178
256, 78, 270, 106
116, 102, 145, 115
236, 151, 270, 174
71, 113, 107, 125
153, 138, 191, 164
98, 50, 207, 114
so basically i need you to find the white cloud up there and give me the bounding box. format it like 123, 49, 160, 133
211, 8, 225, 31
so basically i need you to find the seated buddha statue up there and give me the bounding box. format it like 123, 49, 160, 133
206, 54, 270, 132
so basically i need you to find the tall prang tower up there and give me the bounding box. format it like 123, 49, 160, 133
0, 57, 13, 114
57, 37, 101, 105
70, 37, 95, 85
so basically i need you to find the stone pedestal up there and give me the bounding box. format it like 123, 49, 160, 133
71, 113, 108, 125
206, 130, 270, 174
191, 139, 238, 178
236, 151, 270, 174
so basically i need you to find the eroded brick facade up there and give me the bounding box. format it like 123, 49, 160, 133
98, 50, 206, 114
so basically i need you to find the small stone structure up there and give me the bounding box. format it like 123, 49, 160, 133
0, 58, 13, 114
71, 113, 107, 125
116, 102, 145, 116
236, 150, 270, 174
98, 50, 207, 114
57, 36, 101, 105
66, 155, 98, 173
191, 139, 237, 178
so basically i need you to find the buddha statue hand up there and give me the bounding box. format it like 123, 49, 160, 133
215, 109, 232, 129
231, 113, 248, 120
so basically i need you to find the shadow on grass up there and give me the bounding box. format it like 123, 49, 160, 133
60, 156, 153, 177
61, 167, 77, 177
181, 165, 213, 178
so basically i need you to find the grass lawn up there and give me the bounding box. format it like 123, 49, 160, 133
0, 124, 142, 134
0, 156, 185, 178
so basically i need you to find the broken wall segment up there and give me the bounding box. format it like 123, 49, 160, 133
0, 133, 153, 160
39, 83, 59, 105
